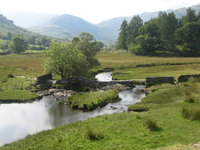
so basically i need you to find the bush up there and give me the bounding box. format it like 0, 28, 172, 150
7, 74, 15, 78
144, 119, 160, 132
128, 105, 149, 112
182, 106, 200, 120
185, 97, 196, 103
52, 84, 65, 89
86, 129, 103, 141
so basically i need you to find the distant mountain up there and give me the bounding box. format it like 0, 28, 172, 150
97, 3, 200, 42
28, 14, 110, 41
28, 24, 73, 39
4, 12, 56, 28
26, 3, 200, 43
0, 13, 40, 38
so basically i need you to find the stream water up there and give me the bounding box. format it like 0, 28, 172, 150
0, 73, 145, 146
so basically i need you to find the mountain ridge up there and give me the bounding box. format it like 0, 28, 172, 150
18, 3, 200, 42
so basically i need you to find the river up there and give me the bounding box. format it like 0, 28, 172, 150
0, 72, 145, 146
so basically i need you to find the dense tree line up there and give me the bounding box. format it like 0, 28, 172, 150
0, 33, 52, 52
116, 8, 200, 56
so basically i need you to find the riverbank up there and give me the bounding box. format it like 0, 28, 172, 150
68, 89, 120, 110
2, 52, 200, 149
0, 89, 42, 103
2, 81, 200, 150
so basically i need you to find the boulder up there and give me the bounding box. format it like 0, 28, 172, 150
178, 74, 200, 82
146, 77, 174, 86
35, 74, 53, 90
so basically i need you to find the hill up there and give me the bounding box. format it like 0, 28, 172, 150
28, 14, 110, 41
26, 3, 200, 42
0, 13, 43, 40
4, 12, 56, 28
97, 3, 200, 42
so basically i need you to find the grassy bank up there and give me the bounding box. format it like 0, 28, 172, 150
0, 53, 44, 102
0, 53, 44, 78
112, 64, 200, 80
2, 82, 200, 149
0, 89, 41, 103
96, 51, 200, 80
96, 51, 200, 69
68, 89, 120, 110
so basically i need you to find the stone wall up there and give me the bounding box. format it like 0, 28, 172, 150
146, 77, 175, 86
35, 74, 53, 90
178, 74, 200, 82
56, 78, 135, 91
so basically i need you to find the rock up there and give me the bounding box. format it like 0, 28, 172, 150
193, 142, 200, 148
178, 74, 200, 82
146, 77, 175, 86
135, 87, 147, 93
37, 89, 76, 100
110, 106, 118, 109
36, 74, 52, 85
35, 74, 53, 90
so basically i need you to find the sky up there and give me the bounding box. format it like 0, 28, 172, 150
0, 0, 200, 23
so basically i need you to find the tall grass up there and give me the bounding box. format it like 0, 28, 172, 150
144, 119, 161, 132
182, 105, 200, 120
85, 129, 103, 141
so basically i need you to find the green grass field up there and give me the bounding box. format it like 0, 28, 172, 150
0, 53, 44, 102
113, 64, 200, 80
0, 89, 40, 102
96, 51, 200, 68
2, 51, 200, 149
2, 82, 200, 149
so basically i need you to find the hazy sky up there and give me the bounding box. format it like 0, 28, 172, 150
0, 0, 200, 23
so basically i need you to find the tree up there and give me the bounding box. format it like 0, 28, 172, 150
97, 41, 104, 49
116, 20, 128, 50
28, 36, 36, 45
36, 37, 51, 47
45, 43, 89, 79
198, 12, 200, 22
176, 22, 200, 56
127, 15, 143, 45
72, 32, 100, 67
6, 32, 12, 40
129, 34, 157, 55
181, 8, 198, 24
11, 37, 28, 53
157, 12, 178, 50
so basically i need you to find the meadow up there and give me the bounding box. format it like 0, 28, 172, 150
1, 51, 200, 149
0, 53, 44, 101
2, 82, 200, 149
2, 51, 200, 101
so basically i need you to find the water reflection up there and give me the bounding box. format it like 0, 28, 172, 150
0, 87, 145, 146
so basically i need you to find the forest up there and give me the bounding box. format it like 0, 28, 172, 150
116, 8, 200, 56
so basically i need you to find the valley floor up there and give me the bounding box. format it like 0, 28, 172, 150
1, 51, 200, 149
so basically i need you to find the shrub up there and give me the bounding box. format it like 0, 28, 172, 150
182, 106, 200, 120
86, 129, 103, 141
144, 119, 160, 132
128, 105, 149, 112
52, 84, 65, 89
7, 74, 15, 78
185, 97, 196, 103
